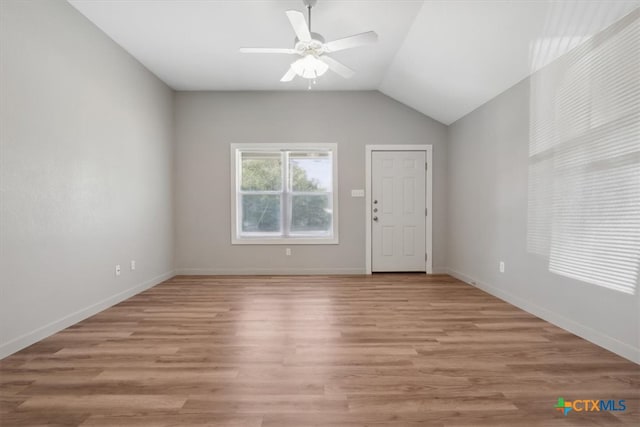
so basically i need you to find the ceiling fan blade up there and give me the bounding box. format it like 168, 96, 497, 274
240, 48, 296, 54
285, 10, 311, 42
280, 67, 297, 82
323, 31, 378, 53
319, 56, 355, 79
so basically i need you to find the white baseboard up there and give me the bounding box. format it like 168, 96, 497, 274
0, 270, 175, 360
176, 267, 450, 276
175, 267, 365, 275
446, 268, 640, 365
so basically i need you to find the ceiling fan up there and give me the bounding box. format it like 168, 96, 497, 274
240, 0, 378, 85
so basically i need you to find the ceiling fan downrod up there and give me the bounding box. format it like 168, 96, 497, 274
304, 0, 317, 32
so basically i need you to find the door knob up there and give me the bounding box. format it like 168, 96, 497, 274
373, 216, 378, 221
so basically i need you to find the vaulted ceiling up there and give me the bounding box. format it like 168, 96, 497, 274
69, 0, 639, 124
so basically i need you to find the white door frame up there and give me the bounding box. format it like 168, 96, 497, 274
365, 145, 433, 275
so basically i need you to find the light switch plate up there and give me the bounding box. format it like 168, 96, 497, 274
351, 189, 365, 197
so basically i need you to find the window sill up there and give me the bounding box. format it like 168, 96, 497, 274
232, 237, 339, 245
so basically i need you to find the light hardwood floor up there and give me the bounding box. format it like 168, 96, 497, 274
1, 274, 638, 426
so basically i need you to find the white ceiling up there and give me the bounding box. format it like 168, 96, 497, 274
380, 0, 640, 124
69, 0, 639, 124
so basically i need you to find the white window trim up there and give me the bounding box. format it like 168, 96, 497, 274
230, 143, 339, 245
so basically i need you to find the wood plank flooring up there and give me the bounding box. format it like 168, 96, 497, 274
1, 274, 638, 426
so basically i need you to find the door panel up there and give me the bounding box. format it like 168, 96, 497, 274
403, 226, 415, 256
382, 177, 394, 214
403, 177, 415, 213
382, 226, 394, 256
372, 151, 426, 272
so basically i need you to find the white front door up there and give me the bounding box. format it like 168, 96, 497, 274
371, 151, 426, 272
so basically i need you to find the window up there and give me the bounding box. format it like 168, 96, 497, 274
231, 143, 338, 244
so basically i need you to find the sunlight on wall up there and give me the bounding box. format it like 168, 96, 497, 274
527, 8, 640, 295
527, 1, 636, 73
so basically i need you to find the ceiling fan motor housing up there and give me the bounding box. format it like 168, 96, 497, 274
294, 33, 325, 55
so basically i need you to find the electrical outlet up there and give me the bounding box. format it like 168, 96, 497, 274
499, 261, 505, 273
130, 260, 136, 271
285, 248, 291, 256
115, 264, 121, 276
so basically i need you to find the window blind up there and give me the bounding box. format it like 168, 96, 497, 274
527, 9, 639, 294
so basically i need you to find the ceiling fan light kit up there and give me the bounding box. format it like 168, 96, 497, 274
291, 55, 329, 79
240, 0, 378, 86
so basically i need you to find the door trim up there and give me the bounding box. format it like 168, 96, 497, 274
365, 145, 433, 275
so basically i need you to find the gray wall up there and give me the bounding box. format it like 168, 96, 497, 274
447, 14, 639, 363
174, 91, 447, 274
0, 0, 175, 357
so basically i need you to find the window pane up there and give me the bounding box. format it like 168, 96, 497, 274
241, 195, 281, 233
290, 194, 332, 234
241, 152, 281, 191
289, 152, 331, 192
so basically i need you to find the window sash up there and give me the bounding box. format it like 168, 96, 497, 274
239, 193, 282, 235
289, 192, 333, 236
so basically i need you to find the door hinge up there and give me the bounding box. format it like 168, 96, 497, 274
425, 162, 428, 170
425, 253, 428, 261
425, 208, 428, 216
